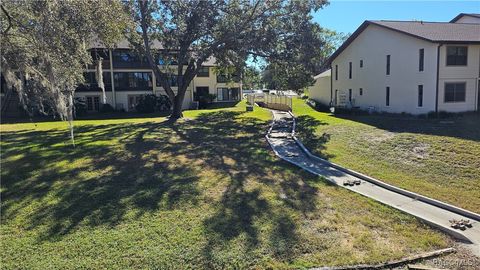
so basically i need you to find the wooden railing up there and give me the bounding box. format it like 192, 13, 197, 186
246, 93, 292, 111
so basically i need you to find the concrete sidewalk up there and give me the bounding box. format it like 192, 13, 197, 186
266, 110, 480, 256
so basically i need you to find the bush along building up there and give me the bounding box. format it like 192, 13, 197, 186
308, 13, 480, 115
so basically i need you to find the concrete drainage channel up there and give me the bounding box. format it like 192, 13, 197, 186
265, 109, 480, 256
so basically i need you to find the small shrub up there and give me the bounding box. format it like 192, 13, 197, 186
306, 99, 316, 107
74, 98, 87, 117
155, 95, 172, 111
333, 107, 351, 115
425, 111, 436, 119
136, 94, 157, 113
198, 93, 216, 109
100, 103, 114, 113
423, 111, 469, 119
134, 94, 171, 113
306, 99, 330, 112
438, 110, 455, 119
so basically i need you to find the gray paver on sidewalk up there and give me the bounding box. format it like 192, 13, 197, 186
266, 109, 480, 256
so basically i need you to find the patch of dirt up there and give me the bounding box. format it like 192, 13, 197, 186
411, 143, 430, 160
369, 130, 396, 143
386, 140, 431, 167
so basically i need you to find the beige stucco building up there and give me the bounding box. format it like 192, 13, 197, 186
75, 40, 242, 112
309, 13, 480, 114
308, 69, 331, 105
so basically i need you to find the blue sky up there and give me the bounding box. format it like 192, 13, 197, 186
313, 0, 480, 34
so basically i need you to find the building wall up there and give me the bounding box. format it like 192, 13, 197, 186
332, 24, 438, 114
190, 68, 242, 102
76, 61, 241, 112
454, 16, 480, 24
193, 71, 217, 99
438, 44, 480, 112
308, 69, 331, 106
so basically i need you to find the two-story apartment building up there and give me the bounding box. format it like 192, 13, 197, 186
71, 40, 242, 112
309, 13, 480, 114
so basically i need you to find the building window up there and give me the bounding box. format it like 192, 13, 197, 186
418, 85, 423, 107
386, 55, 390, 75
217, 88, 229, 101
348, 89, 352, 101
348, 62, 352, 79
386, 87, 390, 106
419, 49, 424, 72
217, 88, 240, 101
359, 88, 363, 96
88, 48, 110, 69
90, 48, 110, 61
360, 60, 363, 68
446, 46, 467, 66
197, 67, 209, 77
194, 87, 209, 101
231, 88, 240, 100
86, 96, 100, 111
77, 72, 112, 92
112, 50, 149, 68
114, 72, 152, 91
335, 65, 338, 80
156, 74, 178, 87
444, 82, 466, 103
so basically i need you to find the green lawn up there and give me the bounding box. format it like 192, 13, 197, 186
293, 98, 480, 212
1, 101, 450, 269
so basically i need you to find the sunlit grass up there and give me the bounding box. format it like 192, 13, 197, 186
293, 98, 480, 212
0, 101, 450, 269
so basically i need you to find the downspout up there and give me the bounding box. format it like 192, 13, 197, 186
475, 79, 478, 112
239, 70, 243, 99
109, 49, 116, 108
191, 73, 195, 106
329, 64, 333, 107
435, 44, 443, 114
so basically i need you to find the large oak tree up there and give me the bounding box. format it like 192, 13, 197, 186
128, 0, 329, 119
1, 0, 130, 144
262, 29, 349, 92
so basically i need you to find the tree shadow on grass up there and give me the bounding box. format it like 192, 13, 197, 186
1, 109, 331, 264
295, 114, 334, 160
0, 111, 170, 124
1, 121, 201, 240
335, 112, 480, 142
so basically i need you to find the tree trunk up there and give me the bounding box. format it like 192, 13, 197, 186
170, 86, 188, 120
67, 92, 75, 146
171, 96, 183, 119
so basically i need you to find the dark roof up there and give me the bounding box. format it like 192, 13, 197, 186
450, 13, 480, 23
327, 20, 480, 66
370, 20, 480, 42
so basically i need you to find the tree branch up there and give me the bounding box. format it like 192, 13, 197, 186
1, 4, 13, 34
138, 0, 175, 102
